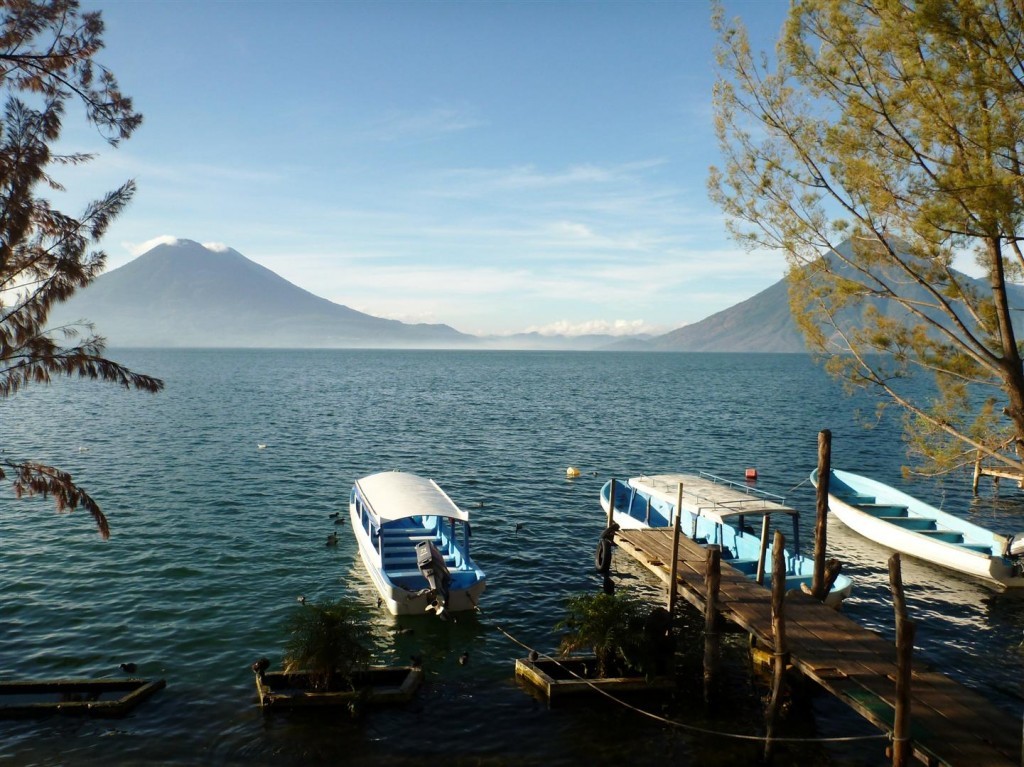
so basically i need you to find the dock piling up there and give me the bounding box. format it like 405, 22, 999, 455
764, 529, 789, 764
667, 483, 683, 613
812, 430, 831, 600
756, 514, 770, 586
703, 545, 721, 709
607, 478, 616, 529
888, 553, 915, 767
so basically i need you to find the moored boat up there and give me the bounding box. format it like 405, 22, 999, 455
350, 471, 486, 615
600, 472, 854, 606
812, 468, 1024, 589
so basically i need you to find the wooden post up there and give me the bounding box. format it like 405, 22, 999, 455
889, 552, 907, 626
812, 429, 831, 600
821, 558, 843, 598
973, 451, 982, 495
756, 514, 770, 586
892, 619, 916, 767
703, 545, 721, 709
764, 529, 788, 764
667, 483, 683, 612
607, 478, 616, 529
888, 553, 914, 767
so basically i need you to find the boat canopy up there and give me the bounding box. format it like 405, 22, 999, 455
354, 471, 470, 523
631, 473, 799, 524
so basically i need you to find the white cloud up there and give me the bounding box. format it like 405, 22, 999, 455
551, 221, 597, 241
203, 241, 231, 252
432, 159, 667, 196
125, 235, 179, 256
522, 319, 667, 337
368, 105, 484, 142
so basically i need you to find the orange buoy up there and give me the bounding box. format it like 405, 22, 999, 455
745, 468, 758, 480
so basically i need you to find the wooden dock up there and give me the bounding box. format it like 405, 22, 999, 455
614, 527, 1021, 767
971, 449, 1024, 493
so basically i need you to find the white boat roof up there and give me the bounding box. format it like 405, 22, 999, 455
354, 471, 470, 523
628, 472, 798, 523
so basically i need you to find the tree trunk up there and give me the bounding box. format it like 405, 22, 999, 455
988, 238, 1024, 450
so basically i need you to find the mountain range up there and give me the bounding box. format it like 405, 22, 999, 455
47, 238, 807, 351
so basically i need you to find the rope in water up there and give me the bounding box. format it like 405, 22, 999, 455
494, 623, 889, 745
786, 476, 812, 493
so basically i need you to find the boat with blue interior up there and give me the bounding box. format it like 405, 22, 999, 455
600, 472, 854, 606
350, 471, 486, 616
812, 468, 1024, 589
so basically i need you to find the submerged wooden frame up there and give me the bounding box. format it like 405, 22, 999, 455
0, 678, 166, 718
255, 665, 423, 710
515, 655, 673, 705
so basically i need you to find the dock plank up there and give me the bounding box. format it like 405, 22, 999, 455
614, 528, 1019, 767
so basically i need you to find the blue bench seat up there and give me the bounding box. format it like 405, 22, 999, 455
879, 516, 936, 531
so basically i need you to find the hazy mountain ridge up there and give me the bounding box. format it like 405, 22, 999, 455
648, 277, 805, 353
43, 238, 914, 352
645, 240, 1024, 354
48, 240, 474, 348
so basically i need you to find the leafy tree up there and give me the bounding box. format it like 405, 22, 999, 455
0, 0, 162, 537
709, 0, 1024, 477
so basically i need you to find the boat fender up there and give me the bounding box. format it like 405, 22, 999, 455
594, 523, 619, 574
595, 538, 612, 574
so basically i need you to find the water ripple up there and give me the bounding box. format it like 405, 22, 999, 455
2, 349, 1022, 764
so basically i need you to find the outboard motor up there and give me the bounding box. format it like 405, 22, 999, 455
416, 540, 452, 616
1003, 533, 1024, 576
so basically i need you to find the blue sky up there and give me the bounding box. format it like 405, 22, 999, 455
63, 0, 790, 337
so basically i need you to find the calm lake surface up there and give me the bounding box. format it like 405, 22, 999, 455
2, 349, 1023, 766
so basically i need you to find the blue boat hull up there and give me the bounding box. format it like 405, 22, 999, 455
601, 475, 853, 606
812, 468, 1024, 589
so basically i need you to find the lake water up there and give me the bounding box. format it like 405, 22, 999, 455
1, 350, 1022, 766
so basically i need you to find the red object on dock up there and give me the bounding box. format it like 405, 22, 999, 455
745, 468, 758, 480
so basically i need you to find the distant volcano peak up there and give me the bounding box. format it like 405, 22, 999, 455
46, 238, 472, 349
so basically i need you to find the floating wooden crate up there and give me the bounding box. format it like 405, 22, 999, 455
515, 656, 673, 705
255, 665, 422, 710
0, 678, 166, 718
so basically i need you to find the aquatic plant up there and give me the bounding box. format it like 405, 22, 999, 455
282, 598, 372, 691
555, 592, 673, 679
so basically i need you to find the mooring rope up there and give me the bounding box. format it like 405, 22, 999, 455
786, 476, 812, 493
494, 623, 889, 745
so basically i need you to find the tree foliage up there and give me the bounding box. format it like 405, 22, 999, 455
709, 0, 1024, 477
555, 591, 669, 678
283, 598, 373, 692
0, 0, 162, 537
